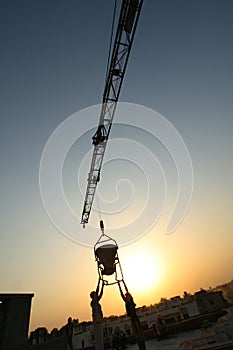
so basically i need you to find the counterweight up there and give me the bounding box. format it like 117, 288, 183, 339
81, 0, 143, 226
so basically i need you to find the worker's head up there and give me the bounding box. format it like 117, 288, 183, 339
90, 291, 96, 299
125, 292, 132, 300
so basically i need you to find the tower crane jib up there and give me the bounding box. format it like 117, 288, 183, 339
81, 0, 143, 226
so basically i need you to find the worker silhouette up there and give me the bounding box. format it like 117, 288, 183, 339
65, 317, 73, 350
90, 279, 104, 350
118, 282, 146, 350
157, 314, 168, 339
112, 325, 126, 350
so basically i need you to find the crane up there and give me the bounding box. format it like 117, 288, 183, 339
81, 0, 143, 226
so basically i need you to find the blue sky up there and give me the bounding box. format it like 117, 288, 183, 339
1, 0, 233, 331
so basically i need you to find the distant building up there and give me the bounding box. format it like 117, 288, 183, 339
29, 327, 48, 344
154, 296, 200, 325
214, 280, 233, 306
178, 307, 233, 350
72, 328, 93, 350
194, 290, 229, 315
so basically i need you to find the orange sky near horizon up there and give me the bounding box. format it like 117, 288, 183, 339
28, 204, 233, 332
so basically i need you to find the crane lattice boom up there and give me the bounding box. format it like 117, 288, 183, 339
81, 0, 143, 226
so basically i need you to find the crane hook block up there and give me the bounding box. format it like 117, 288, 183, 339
100, 220, 104, 231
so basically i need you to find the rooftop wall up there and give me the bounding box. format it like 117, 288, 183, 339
0, 293, 34, 350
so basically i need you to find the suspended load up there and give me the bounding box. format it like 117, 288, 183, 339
94, 221, 124, 285
95, 243, 118, 276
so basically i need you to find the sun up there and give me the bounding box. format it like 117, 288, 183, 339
122, 250, 160, 292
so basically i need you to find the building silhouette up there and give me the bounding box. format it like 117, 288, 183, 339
0, 293, 34, 350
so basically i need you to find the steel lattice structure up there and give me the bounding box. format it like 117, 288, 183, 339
81, 0, 143, 226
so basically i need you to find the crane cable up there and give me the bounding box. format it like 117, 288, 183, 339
96, 0, 118, 226
96, 192, 102, 223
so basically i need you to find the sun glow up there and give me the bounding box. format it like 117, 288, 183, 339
122, 251, 160, 292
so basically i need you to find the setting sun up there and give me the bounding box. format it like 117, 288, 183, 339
122, 251, 160, 292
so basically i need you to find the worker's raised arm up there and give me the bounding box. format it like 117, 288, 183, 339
118, 281, 126, 301
96, 278, 104, 301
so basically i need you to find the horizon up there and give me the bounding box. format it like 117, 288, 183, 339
30, 277, 233, 332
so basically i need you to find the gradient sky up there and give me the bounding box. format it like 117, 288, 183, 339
1, 0, 233, 332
